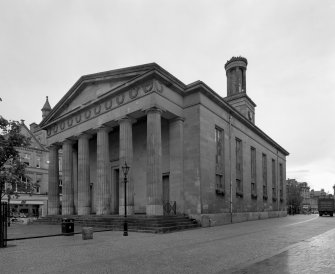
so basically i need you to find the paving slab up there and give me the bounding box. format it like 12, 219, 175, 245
1, 215, 335, 274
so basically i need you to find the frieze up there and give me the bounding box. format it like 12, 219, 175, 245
116, 93, 125, 105
75, 114, 82, 123
129, 86, 140, 99
67, 118, 73, 127
46, 79, 164, 138
52, 124, 58, 133
94, 104, 101, 114
105, 99, 112, 110
85, 109, 91, 119
143, 79, 163, 93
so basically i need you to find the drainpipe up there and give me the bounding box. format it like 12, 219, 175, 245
276, 150, 279, 216
229, 114, 233, 223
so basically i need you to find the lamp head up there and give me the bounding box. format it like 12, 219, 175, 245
122, 161, 130, 176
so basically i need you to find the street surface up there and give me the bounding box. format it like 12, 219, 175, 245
1, 215, 335, 273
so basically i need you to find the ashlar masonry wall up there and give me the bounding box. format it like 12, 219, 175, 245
191, 92, 287, 226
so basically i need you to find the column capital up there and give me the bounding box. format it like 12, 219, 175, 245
117, 116, 137, 125
46, 143, 61, 150
63, 138, 76, 145
95, 125, 113, 133
77, 133, 92, 140
170, 116, 185, 123
144, 106, 164, 115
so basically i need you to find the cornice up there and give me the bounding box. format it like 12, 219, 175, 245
42, 79, 165, 138
224, 92, 257, 107
184, 81, 289, 156
40, 63, 187, 128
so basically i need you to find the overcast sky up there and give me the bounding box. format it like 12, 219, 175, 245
1, 0, 334, 192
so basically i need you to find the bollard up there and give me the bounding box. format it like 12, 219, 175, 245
82, 227, 93, 240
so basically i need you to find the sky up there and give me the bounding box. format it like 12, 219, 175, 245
0, 0, 334, 192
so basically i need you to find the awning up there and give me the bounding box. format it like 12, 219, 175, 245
9, 200, 45, 205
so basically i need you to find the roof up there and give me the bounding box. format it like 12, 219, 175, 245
39, 63, 289, 156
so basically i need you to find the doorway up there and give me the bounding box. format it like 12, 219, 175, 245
112, 168, 120, 214
163, 175, 170, 203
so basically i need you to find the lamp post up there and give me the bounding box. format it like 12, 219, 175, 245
121, 161, 130, 236
7, 195, 11, 227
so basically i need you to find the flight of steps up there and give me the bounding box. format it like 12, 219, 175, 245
34, 215, 200, 233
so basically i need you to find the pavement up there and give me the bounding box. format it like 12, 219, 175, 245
1, 215, 335, 273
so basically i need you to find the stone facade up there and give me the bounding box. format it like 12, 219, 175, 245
40, 58, 289, 225
3, 118, 51, 217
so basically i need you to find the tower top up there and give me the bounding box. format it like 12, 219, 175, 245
224, 56, 248, 71
41, 96, 51, 111
41, 96, 52, 119
224, 56, 256, 124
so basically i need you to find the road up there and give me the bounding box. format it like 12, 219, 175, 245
1, 214, 335, 273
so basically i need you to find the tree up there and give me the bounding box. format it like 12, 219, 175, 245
0, 116, 35, 201
286, 180, 303, 214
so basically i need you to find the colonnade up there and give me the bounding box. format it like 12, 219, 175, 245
47, 107, 183, 216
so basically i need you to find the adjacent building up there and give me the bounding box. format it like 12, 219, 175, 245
4, 98, 62, 218
39, 57, 289, 225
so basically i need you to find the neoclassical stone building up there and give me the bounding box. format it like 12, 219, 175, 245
40, 57, 289, 225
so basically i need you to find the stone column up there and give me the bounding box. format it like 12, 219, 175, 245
73, 147, 78, 214
78, 134, 91, 215
62, 139, 74, 215
96, 126, 111, 215
169, 117, 184, 214
48, 144, 60, 215
146, 107, 163, 215
118, 117, 135, 216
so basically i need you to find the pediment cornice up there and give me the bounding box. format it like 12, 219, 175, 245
43, 78, 165, 138
40, 63, 187, 128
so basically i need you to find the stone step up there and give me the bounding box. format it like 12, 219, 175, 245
34, 215, 200, 233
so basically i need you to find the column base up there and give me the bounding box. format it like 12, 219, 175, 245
146, 204, 163, 216
48, 207, 59, 216
95, 207, 110, 215
78, 207, 91, 215
62, 208, 74, 215
119, 206, 134, 216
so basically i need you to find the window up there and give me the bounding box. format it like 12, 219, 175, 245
36, 157, 41, 168
215, 127, 225, 195
262, 154, 268, 199
272, 159, 276, 201
251, 147, 257, 199
215, 175, 224, 195
279, 163, 283, 201
236, 138, 243, 197
58, 157, 62, 172
23, 154, 30, 166
59, 179, 62, 195
18, 177, 29, 193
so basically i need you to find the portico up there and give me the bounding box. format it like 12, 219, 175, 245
41, 70, 185, 216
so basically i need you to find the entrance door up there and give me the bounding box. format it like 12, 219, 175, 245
112, 168, 120, 214
163, 175, 170, 203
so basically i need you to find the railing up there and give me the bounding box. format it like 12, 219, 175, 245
163, 201, 176, 216
0, 202, 8, 248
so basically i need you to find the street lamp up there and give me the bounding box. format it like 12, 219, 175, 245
121, 161, 130, 236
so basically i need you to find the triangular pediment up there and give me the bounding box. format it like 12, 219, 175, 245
56, 76, 135, 118
40, 63, 187, 127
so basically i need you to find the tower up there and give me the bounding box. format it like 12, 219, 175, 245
41, 96, 52, 120
224, 56, 256, 124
